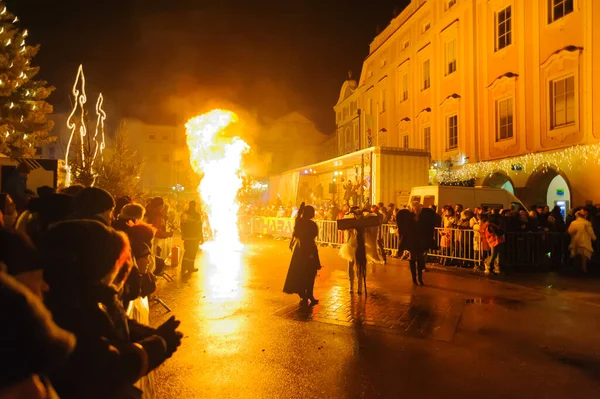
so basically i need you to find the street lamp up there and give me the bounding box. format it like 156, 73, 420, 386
172, 183, 185, 202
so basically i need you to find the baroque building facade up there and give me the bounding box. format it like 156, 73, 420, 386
335, 0, 600, 209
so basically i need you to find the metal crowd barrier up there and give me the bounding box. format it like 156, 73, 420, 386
315, 220, 342, 245
502, 231, 569, 267
245, 216, 570, 269
427, 227, 483, 266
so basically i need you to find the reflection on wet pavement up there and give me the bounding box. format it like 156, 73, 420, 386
195, 246, 249, 355
275, 287, 463, 342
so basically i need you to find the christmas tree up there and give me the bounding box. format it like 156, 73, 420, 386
97, 122, 144, 199
0, 1, 54, 157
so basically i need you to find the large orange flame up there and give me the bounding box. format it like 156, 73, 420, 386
185, 110, 249, 251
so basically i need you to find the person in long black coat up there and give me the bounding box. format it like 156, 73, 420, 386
283, 203, 321, 306
396, 205, 436, 285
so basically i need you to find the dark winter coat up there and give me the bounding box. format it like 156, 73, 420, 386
45, 284, 168, 399
283, 218, 320, 295
396, 208, 437, 254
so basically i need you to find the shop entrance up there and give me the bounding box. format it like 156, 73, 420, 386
525, 166, 572, 212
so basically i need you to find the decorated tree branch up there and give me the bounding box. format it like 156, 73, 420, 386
0, 1, 55, 157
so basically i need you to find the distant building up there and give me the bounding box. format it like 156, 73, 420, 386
123, 119, 195, 196
334, 0, 600, 209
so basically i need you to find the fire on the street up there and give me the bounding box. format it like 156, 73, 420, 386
185, 109, 249, 252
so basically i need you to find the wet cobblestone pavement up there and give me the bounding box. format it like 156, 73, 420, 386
151, 238, 600, 398
275, 291, 463, 341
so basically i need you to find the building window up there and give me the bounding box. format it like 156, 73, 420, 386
447, 0, 457, 10
149, 134, 156, 140
422, 59, 431, 90
381, 89, 386, 113
35, 146, 42, 156
497, 6, 512, 50
496, 97, 514, 141
162, 134, 168, 140
49, 147, 56, 157
402, 73, 409, 101
403, 40, 410, 49
162, 154, 170, 162
445, 40, 457, 75
549, 0, 574, 23
423, 126, 431, 151
423, 22, 431, 33
402, 134, 409, 148
447, 114, 458, 150
550, 76, 575, 129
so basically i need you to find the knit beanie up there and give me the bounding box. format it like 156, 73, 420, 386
41, 220, 126, 290
131, 241, 151, 259
73, 187, 115, 216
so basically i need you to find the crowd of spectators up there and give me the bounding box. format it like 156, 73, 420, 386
0, 185, 184, 398
244, 196, 600, 273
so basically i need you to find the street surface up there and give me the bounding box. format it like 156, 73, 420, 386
151, 238, 600, 399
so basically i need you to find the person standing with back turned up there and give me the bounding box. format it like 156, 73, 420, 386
283, 203, 322, 306
180, 201, 204, 273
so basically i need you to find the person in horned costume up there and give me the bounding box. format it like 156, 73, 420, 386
338, 206, 384, 295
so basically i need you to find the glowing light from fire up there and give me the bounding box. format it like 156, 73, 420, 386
185, 110, 249, 251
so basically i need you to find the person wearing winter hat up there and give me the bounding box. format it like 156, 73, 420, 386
0, 271, 75, 399
114, 195, 133, 220
112, 202, 146, 232
0, 229, 48, 298
71, 187, 115, 225
59, 184, 85, 197
24, 193, 75, 247
41, 220, 182, 399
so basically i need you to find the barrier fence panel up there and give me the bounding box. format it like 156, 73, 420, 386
427, 227, 482, 266
315, 220, 342, 246
246, 216, 569, 269
380, 224, 399, 253
503, 232, 569, 268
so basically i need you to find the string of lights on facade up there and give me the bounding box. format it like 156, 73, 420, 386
431, 142, 600, 184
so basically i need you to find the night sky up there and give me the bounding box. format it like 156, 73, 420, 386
6, 0, 408, 133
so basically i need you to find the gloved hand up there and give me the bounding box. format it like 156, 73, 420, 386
156, 316, 183, 356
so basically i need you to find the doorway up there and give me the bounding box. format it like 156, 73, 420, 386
525, 167, 572, 210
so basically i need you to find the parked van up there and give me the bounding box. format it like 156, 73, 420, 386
407, 185, 527, 212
